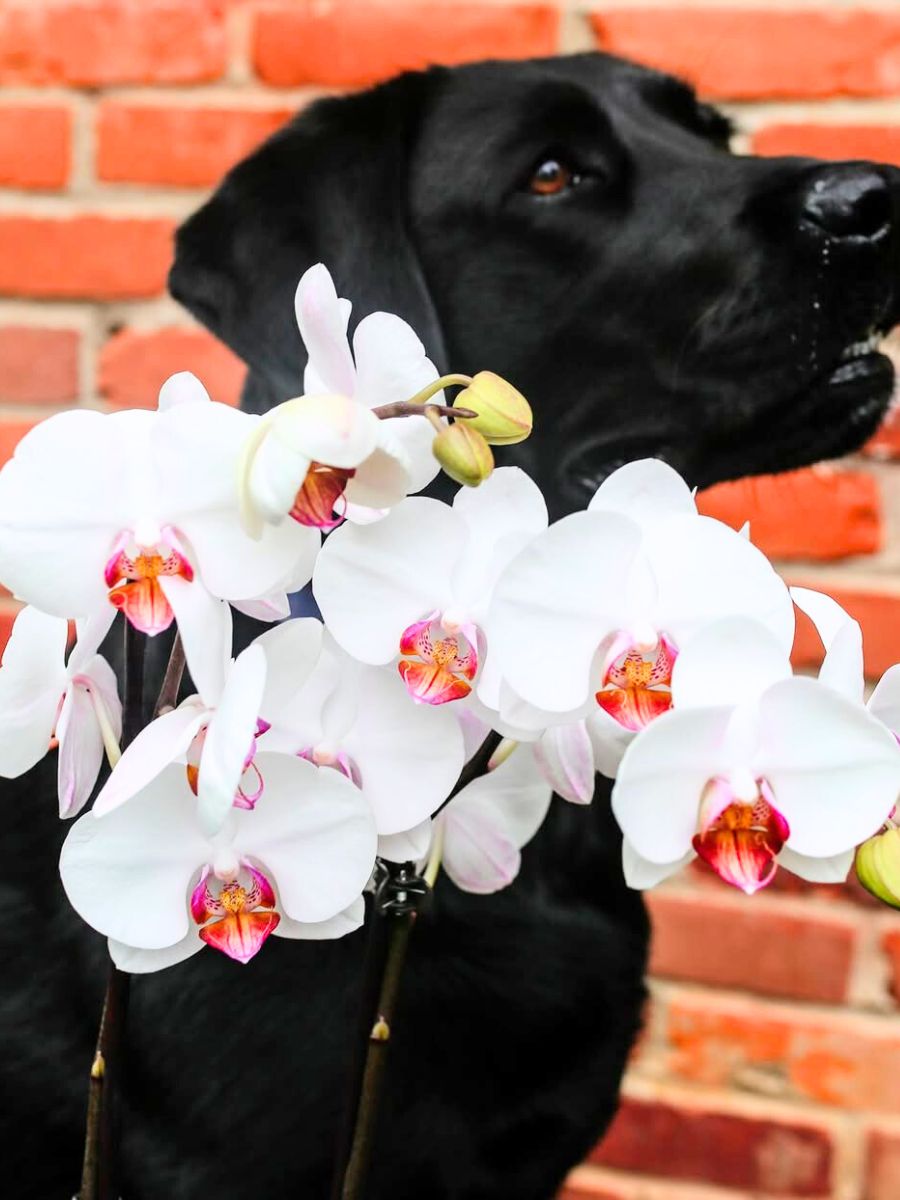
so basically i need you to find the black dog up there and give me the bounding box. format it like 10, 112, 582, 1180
5, 52, 899, 1200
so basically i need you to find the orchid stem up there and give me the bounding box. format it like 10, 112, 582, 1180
154, 632, 186, 716
371, 400, 476, 422
423, 819, 446, 889
78, 617, 144, 1200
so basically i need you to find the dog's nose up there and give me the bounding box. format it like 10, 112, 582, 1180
801, 166, 892, 239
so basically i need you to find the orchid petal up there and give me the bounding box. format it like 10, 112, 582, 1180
198, 644, 267, 837
778, 845, 854, 884
612, 705, 736, 863
157, 371, 211, 411
345, 438, 411, 512
588, 459, 696, 526
235, 753, 376, 923
622, 838, 695, 889
231, 592, 292, 623
93, 702, 206, 817
0, 607, 67, 777
755, 676, 900, 857
272, 394, 380, 470
108, 928, 204, 973
295, 264, 357, 397
378, 822, 432, 863
488, 510, 640, 712
440, 806, 521, 894
671, 617, 792, 711
158, 577, 231, 708
533, 722, 596, 804
60, 764, 210, 949
248, 427, 311, 524
255, 618, 324, 720
56, 685, 105, 818
586, 706, 635, 779
791, 586, 864, 703
313, 498, 464, 664
68, 608, 116, 674
869, 664, 900, 736
343, 664, 465, 834
275, 896, 366, 941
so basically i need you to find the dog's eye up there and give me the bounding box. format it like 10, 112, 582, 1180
528, 159, 581, 196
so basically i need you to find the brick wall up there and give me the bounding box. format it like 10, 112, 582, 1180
0, 2, 899, 1197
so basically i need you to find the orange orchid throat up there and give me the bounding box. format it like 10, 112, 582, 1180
104, 525, 193, 636
190, 864, 280, 964
397, 613, 478, 705
693, 776, 789, 895
596, 633, 677, 731
290, 462, 355, 530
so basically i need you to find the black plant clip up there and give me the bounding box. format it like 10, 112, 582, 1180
373, 859, 430, 919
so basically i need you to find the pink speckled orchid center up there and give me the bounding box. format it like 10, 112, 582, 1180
398, 612, 479, 705
104, 523, 193, 636
596, 631, 677, 731
190, 862, 280, 964
693, 775, 789, 895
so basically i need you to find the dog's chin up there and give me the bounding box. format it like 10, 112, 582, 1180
557, 347, 895, 509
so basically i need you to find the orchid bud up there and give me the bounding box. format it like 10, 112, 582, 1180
432, 421, 494, 487
454, 372, 533, 445
856, 826, 900, 908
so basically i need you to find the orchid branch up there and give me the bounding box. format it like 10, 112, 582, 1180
78, 618, 144, 1200
154, 632, 186, 716
371, 400, 476, 422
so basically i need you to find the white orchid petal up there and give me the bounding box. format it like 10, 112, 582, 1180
440, 806, 522, 894
869, 664, 900, 736
488, 510, 640, 713
248, 428, 309, 523
93, 703, 206, 817
672, 617, 792, 711
181, 510, 320, 604
271, 394, 380, 469
56, 684, 105, 818
314, 498, 464, 664
0, 607, 67, 777
235, 753, 376, 924
108, 928, 204, 973
157, 371, 211, 411
345, 440, 411, 510
533, 721, 596, 804
586, 706, 635, 779
275, 896, 366, 941
450, 745, 552, 852
68, 608, 116, 674
378, 822, 432, 863
60, 764, 209, 950
588, 459, 696, 525
159, 577, 231, 707
791, 586, 864, 703
231, 592, 291, 623
295, 264, 357, 397
198, 644, 267, 837
756, 676, 900, 857
612, 705, 736, 863
255, 618, 324, 720
778, 845, 854, 884
622, 837, 695, 889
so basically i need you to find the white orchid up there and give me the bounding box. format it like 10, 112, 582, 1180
488, 460, 795, 747
0, 373, 317, 701
314, 467, 548, 706
262, 623, 465, 837
0, 606, 121, 817
612, 617, 900, 894
60, 754, 377, 972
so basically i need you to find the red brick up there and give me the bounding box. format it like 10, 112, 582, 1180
252, 1, 560, 87
0, 418, 39, 466
0, 106, 70, 189
866, 1127, 900, 1200
789, 580, 900, 681
97, 103, 292, 188
867, 404, 900, 459
648, 891, 856, 1003
590, 9, 900, 101
0, 216, 174, 300
0, 327, 79, 405
98, 327, 245, 410
752, 123, 900, 167
557, 1179, 624, 1200
667, 992, 900, 1110
0, 0, 226, 87
697, 468, 882, 561
0, 600, 22, 655
881, 930, 900, 1004
592, 1097, 832, 1195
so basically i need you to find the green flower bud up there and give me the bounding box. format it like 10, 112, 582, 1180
856, 827, 900, 908
454, 372, 533, 445
432, 421, 494, 487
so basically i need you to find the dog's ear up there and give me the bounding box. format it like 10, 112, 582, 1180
168, 71, 448, 411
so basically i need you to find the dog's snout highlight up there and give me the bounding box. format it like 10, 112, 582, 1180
800, 166, 892, 241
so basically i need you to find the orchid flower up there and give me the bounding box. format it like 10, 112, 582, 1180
612, 617, 900, 894
313, 466, 548, 706
0, 606, 121, 817
93, 619, 322, 837
262, 623, 465, 837
487, 460, 795, 749
60, 754, 377, 971
0, 373, 318, 701
297, 263, 443, 515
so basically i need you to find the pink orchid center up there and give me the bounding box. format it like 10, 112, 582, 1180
692, 776, 789, 895
104, 523, 193, 636
595, 631, 677, 731
185, 718, 270, 810
290, 462, 356, 530
298, 743, 362, 787
190, 863, 280, 964
397, 612, 479, 705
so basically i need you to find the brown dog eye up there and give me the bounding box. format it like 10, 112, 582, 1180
529, 159, 577, 196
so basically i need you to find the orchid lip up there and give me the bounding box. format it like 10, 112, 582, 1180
191, 862, 280, 964
693, 776, 789, 895
397, 612, 479, 705
596, 631, 677, 732
104, 524, 193, 636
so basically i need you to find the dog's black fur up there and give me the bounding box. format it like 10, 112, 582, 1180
5, 52, 900, 1200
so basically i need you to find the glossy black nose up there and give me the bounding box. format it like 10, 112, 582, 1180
801, 166, 892, 239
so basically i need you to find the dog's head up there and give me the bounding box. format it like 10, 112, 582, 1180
170, 53, 900, 517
